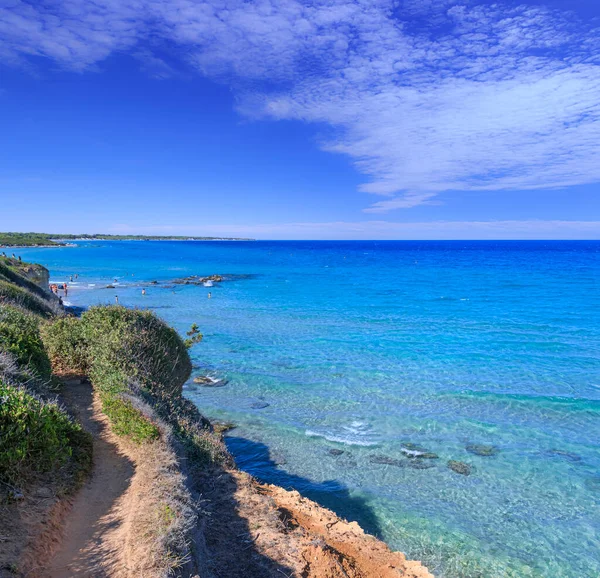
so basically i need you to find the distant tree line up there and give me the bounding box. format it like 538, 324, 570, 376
0, 232, 254, 246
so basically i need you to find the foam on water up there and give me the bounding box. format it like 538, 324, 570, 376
17, 240, 600, 578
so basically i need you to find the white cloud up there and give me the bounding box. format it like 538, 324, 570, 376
2, 0, 600, 212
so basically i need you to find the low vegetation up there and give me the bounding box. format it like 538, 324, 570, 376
0, 260, 91, 495
0, 232, 61, 247
0, 279, 56, 318
0, 256, 52, 300
0, 380, 89, 488
41, 304, 226, 465
0, 306, 52, 379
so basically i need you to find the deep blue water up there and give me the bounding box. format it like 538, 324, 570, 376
17, 240, 600, 578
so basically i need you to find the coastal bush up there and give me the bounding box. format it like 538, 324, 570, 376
41, 307, 185, 445
0, 306, 52, 379
0, 380, 88, 487
40, 316, 89, 375
0, 279, 54, 318
80, 306, 192, 397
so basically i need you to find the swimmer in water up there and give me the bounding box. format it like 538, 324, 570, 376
115, 295, 119, 304
142, 288, 146, 296
207, 292, 212, 299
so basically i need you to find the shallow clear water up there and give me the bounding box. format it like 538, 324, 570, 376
18, 240, 600, 577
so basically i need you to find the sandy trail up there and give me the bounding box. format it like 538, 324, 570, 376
47, 381, 134, 578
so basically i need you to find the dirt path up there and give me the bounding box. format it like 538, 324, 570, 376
46, 381, 135, 578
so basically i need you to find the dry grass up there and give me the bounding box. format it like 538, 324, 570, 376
101, 395, 198, 578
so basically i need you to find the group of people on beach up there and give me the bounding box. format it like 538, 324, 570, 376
50, 282, 68, 296
50, 273, 80, 298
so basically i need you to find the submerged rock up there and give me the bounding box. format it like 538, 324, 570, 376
251, 401, 270, 409
193, 376, 228, 387
212, 421, 236, 434
466, 444, 499, 457
546, 449, 582, 463
328, 449, 345, 456
584, 477, 600, 492
448, 460, 472, 476
105, 284, 116, 289
173, 274, 225, 285
369, 455, 404, 467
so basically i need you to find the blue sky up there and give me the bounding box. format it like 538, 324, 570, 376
1, 0, 599, 239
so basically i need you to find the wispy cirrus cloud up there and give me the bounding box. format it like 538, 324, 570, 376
2, 0, 600, 212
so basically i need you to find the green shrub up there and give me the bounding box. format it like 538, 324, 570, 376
0, 381, 86, 486
0, 306, 52, 379
40, 317, 89, 375
99, 392, 160, 444
0, 279, 54, 318
80, 306, 192, 397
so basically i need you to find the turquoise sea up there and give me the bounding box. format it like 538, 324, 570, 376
17, 240, 600, 578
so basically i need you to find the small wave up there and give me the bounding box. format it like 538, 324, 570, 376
62, 300, 73, 306
305, 421, 378, 446
305, 429, 379, 447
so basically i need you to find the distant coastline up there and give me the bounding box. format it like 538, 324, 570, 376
0, 232, 255, 247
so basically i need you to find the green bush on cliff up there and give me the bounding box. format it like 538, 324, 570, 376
42, 306, 227, 462
0, 279, 54, 318
40, 316, 89, 375
0, 306, 52, 379
41, 306, 187, 444
0, 380, 88, 487
80, 306, 192, 397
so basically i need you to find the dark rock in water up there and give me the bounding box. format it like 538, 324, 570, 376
369, 455, 404, 467
105, 284, 116, 289
173, 274, 225, 285
193, 376, 228, 387
343, 459, 358, 468
251, 401, 270, 409
150, 280, 158, 284
546, 449, 582, 463
585, 477, 600, 492
448, 460, 472, 475
466, 444, 499, 457
211, 421, 236, 434
328, 449, 345, 456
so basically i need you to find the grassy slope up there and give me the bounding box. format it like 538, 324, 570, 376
0, 260, 91, 492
